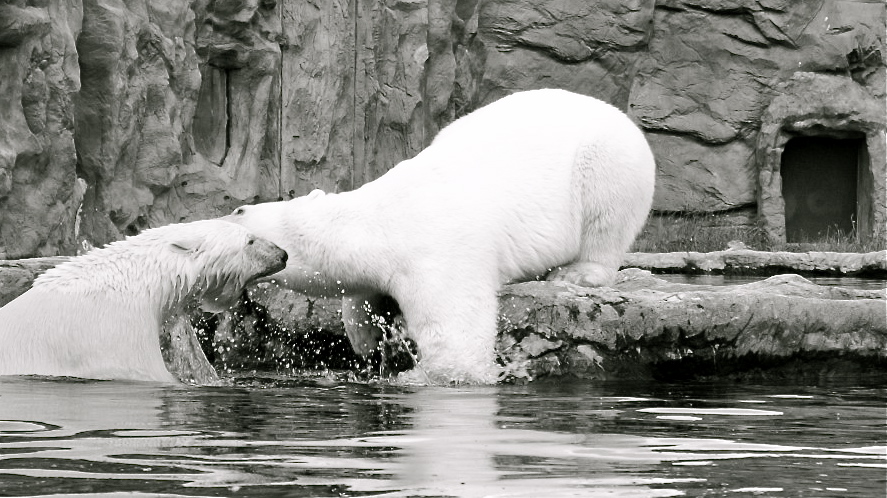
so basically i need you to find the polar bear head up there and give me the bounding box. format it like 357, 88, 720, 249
34, 219, 288, 314
162, 219, 290, 312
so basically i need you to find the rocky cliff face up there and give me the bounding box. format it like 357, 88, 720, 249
0, 0, 884, 256
0, 1, 83, 258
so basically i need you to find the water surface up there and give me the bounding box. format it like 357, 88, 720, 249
657, 274, 887, 290
0, 377, 884, 497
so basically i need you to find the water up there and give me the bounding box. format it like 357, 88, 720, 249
0, 377, 884, 497
656, 274, 887, 290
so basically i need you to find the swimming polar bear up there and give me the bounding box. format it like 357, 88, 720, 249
0, 220, 287, 382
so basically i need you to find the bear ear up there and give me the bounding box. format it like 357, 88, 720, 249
306, 189, 325, 199
169, 236, 200, 254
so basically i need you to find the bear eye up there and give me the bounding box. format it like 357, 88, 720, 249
233, 207, 245, 216
247, 237, 255, 245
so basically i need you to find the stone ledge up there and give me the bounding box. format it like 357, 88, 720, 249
217, 268, 885, 383
0, 257, 70, 306
622, 250, 887, 277
497, 270, 886, 382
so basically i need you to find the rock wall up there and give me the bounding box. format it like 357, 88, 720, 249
0, 1, 83, 258
0, 0, 884, 256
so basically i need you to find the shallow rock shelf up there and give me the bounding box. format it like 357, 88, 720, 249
496, 270, 886, 382
221, 267, 886, 383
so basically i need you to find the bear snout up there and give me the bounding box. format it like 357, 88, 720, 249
250, 239, 288, 276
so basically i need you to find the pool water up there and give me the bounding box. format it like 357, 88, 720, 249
656, 274, 887, 290
0, 376, 884, 497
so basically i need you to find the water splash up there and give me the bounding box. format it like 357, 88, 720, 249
362, 301, 431, 384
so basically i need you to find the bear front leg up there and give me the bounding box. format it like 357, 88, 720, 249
343, 293, 404, 356
342, 293, 387, 357
393, 282, 501, 385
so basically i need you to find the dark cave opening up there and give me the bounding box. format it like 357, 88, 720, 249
780, 135, 866, 242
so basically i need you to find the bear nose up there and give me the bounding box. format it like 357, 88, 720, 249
280, 251, 288, 264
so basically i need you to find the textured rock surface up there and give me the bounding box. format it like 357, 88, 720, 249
0, 1, 83, 258
0, 257, 69, 306
498, 271, 886, 382
623, 249, 887, 277
74, 0, 283, 247
756, 72, 887, 242
0, 0, 884, 254
208, 269, 887, 382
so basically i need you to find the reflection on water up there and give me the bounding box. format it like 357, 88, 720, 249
657, 274, 887, 290
0, 376, 884, 497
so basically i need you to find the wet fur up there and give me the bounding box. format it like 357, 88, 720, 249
0, 220, 286, 382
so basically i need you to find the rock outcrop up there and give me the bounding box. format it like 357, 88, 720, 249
212, 269, 887, 383
1, 0, 884, 256
623, 249, 887, 277
74, 0, 284, 247
0, 1, 83, 258
497, 270, 886, 382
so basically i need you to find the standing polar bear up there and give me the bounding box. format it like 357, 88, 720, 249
226, 89, 655, 384
0, 220, 288, 382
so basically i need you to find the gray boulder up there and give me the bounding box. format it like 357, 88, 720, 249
498, 270, 885, 382
226, 268, 886, 382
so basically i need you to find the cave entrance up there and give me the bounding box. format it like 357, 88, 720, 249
780, 135, 867, 242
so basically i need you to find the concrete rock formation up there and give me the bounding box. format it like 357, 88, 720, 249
203, 268, 887, 382
0, 0, 884, 254
624, 249, 887, 277
756, 72, 887, 242
497, 271, 886, 382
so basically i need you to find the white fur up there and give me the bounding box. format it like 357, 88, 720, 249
0, 220, 287, 382
225, 89, 655, 384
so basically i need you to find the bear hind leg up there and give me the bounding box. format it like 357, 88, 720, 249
546, 261, 617, 288
547, 212, 634, 288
